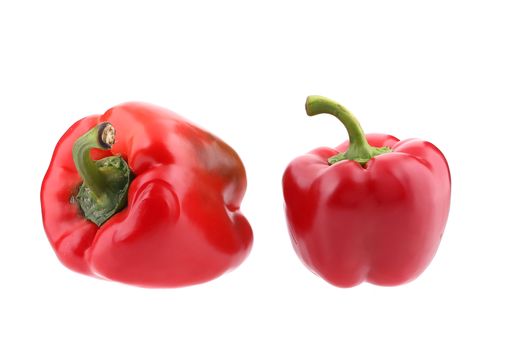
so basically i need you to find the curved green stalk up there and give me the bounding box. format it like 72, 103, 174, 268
72, 122, 132, 226
305, 96, 391, 165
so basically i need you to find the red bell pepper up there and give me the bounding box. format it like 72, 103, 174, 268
41, 102, 253, 287
283, 96, 451, 287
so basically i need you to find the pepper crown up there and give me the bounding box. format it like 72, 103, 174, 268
72, 122, 132, 226
305, 95, 391, 166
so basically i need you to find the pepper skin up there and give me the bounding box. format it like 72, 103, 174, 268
41, 103, 253, 287
283, 96, 450, 287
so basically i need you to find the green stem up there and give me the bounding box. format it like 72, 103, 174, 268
72, 122, 132, 226
305, 95, 391, 165
72, 123, 116, 203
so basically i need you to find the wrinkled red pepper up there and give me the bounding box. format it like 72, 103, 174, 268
283, 96, 451, 287
41, 102, 253, 287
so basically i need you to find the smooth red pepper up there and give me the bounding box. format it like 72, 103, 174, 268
41, 102, 253, 287
283, 96, 451, 287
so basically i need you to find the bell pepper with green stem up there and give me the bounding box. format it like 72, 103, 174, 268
41, 102, 253, 287
282, 96, 451, 287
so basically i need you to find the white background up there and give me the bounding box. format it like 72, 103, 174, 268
1, 1, 505, 349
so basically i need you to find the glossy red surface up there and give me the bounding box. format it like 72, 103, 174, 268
41, 103, 253, 287
283, 134, 451, 287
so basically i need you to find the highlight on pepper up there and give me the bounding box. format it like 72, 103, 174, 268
41, 102, 253, 287
282, 95, 451, 287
